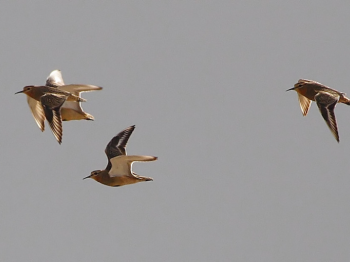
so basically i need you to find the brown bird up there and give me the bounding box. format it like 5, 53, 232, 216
84, 125, 157, 187
15, 85, 85, 144
45, 70, 102, 121
287, 79, 350, 142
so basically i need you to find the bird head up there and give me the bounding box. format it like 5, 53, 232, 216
287, 79, 314, 92
15, 85, 34, 95
83, 170, 101, 180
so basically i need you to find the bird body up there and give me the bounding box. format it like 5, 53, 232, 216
288, 79, 350, 142
291, 79, 350, 104
85, 125, 157, 187
19, 85, 84, 103
91, 155, 156, 187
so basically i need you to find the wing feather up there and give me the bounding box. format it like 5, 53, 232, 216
315, 92, 340, 142
27, 96, 45, 131
109, 155, 157, 178
297, 92, 312, 116
40, 94, 66, 144
46, 70, 65, 87
105, 126, 135, 170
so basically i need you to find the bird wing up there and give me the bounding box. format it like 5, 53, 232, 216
27, 96, 45, 131
40, 94, 67, 144
58, 84, 102, 95
297, 92, 312, 116
109, 155, 157, 178
58, 85, 102, 118
315, 91, 340, 142
45, 71, 101, 120
46, 70, 65, 87
104, 125, 135, 170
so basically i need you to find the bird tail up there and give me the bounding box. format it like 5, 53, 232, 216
76, 96, 87, 102
343, 99, 350, 105
67, 93, 87, 102
339, 93, 350, 105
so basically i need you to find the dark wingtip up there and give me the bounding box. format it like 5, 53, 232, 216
127, 125, 136, 132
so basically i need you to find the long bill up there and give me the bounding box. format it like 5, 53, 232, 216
83, 175, 92, 180
15, 90, 24, 94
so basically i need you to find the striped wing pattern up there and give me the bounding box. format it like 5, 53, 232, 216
315, 92, 340, 142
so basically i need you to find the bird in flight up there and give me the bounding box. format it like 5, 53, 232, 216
16, 85, 85, 144
287, 79, 350, 142
84, 125, 157, 187
16, 70, 102, 144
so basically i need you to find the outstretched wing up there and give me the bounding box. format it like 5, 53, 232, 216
58, 85, 102, 121
27, 96, 45, 131
109, 155, 157, 178
40, 93, 66, 144
58, 84, 102, 95
45, 71, 101, 121
315, 91, 340, 142
105, 125, 135, 170
297, 92, 312, 116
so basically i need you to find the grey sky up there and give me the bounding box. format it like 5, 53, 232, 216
1, 1, 350, 261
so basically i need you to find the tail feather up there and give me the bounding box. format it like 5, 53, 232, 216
343, 100, 350, 105
67, 93, 86, 102
339, 94, 350, 105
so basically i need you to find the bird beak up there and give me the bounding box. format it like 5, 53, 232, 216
15, 90, 24, 94
83, 175, 92, 180
286, 87, 296, 92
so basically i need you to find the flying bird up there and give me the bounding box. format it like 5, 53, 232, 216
16, 70, 102, 144
45, 70, 102, 121
287, 79, 350, 142
84, 125, 157, 187
15, 85, 85, 144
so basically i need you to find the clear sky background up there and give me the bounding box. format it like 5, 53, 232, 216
1, 1, 350, 261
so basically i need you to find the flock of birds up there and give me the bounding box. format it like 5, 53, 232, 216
15, 71, 349, 187
16, 70, 157, 187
